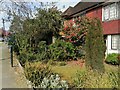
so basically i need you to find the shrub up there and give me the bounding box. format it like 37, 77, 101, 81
40, 74, 69, 88
37, 41, 50, 60
18, 51, 28, 66
19, 51, 38, 66
24, 62, 52, 87
75, 46, 85, 59
49, 39, 76, 61
27, 53, 37, 61
105, 53, 119, 65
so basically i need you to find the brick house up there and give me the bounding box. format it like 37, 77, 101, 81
62, 1, 120, 55
0, 28, 10, 41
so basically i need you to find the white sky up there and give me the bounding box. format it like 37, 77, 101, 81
0, 0, 80, 30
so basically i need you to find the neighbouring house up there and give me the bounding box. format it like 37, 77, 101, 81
62, 0, 120, 55
0, 28, 10, 41
0, 28, 5, 41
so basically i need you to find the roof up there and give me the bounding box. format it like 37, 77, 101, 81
62, 6, 73, 16
72, 2, 100, 14
61, 6, 74, 18
62, 0, 117, 18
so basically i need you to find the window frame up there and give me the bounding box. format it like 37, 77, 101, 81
111, 35, 120, 50
104, 6, 109, 21
103, 3, 118, 21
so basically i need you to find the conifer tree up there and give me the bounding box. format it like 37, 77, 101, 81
85, 18, 105, 73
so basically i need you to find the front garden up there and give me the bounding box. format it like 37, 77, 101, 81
8, 6, 119, 88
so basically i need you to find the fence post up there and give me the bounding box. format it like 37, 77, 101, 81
10, 45, 13, 67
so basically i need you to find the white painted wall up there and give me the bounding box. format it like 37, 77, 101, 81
106, 35, 120, 55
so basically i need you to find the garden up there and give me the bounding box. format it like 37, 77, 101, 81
8, 5, 119, 88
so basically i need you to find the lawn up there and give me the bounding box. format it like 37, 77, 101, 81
49, 60, 118, 87
52, 65, 84, 84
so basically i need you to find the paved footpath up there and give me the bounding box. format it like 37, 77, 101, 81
0, 42, 28, 89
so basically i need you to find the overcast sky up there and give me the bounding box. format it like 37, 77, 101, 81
0, 0, 80, 31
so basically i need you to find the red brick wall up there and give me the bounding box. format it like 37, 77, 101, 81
86, 7, 120, 35
103, 19, 120, 35
86, 7, 102, 20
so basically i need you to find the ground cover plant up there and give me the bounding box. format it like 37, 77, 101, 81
105, 53, 120, 65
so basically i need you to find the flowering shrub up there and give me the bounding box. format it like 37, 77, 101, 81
63, 17, 89, 45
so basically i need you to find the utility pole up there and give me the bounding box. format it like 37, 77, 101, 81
2, 18, 5, 30
2, 18, 5, 40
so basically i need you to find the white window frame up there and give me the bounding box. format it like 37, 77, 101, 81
104, 6, 109, 20
102, 3, 118, 21
111, 35, 120, 50
109, 3, 117, 19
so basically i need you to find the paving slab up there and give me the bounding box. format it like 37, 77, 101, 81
0, 42, 28, 89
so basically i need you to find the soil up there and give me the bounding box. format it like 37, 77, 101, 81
67, 59, 85, 67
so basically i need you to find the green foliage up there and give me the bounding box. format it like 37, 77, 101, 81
75, 46, 85, 59
105, 53, 119, 65
18, 51, 37, 66
24, 62, 51, 87
85, 18, 105, 72
108, 71, 119, 88
18, 51, 28, 66
49, 39, 76, 61
74, 71, 87, 88
8, 34, 19, 54
40, 74, 69, 88
9, 7, 63, 62
27, 53, 37, 61
37, 41, 50, 60
24, 62, 68, 88
73, 70, 118, 88
47, 60, 57, 66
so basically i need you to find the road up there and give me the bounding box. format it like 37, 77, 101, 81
0, 42, 28, 89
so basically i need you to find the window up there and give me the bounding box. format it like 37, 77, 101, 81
110, 3, 117, 19
111, 35, 120, 49
104, 6, 109, 20
103, 3, 118, 21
